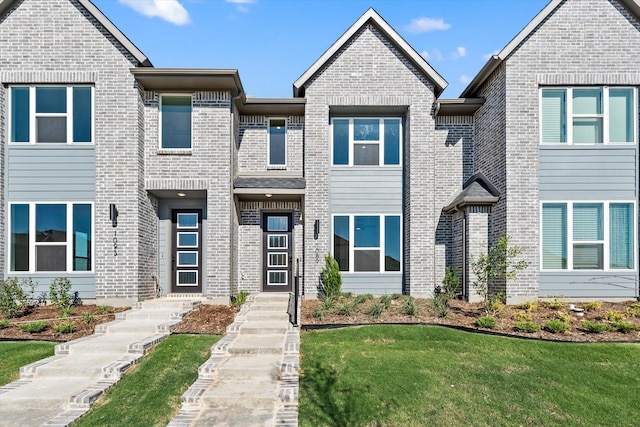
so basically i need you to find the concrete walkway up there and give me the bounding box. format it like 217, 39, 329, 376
168, 293, 300, 427
0, 299, 199, 427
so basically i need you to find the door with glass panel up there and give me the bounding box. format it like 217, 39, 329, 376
263, 213, 293, 292
171, 210, 202, 293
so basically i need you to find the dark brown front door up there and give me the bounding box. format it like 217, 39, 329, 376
263, 213, 293, 292
171, 209, 203, 293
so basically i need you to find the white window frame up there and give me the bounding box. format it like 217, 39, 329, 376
8, 85, 95, 145
330, 117, 403, 167
159, 93, 193, 151
268, 252, 289, 268
7, 201, 95, 274
176, 270, 198, 287
267, 270, 288, 286
331, 213, 403, 274
176, 251, 199, 267
539, 200, 637, 272
267, 234, 288, 250
176, 213, 199, 229
177, 232, 199, 248
267, 118, 287, 169
539, 87, 637, 145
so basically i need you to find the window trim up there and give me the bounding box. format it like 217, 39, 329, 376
330, 117, 403, 167
267, 117, 287, 169
159, 93, 193, 151
8, 201, 95, 274
539, 86, 637, 145
8, 85, 95, 145
331, 213, 403, 274
540, 200, 637, 272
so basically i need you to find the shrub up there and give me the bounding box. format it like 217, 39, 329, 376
49, 277, 74, 313
513, 321, 540, 333
431, 295, 450, 318
60, 306, 74, 318
403, 297, 417, 316
82, 313, 96, 324
0, 319, 10, 329
354, 294, 373, 305
556, 312, 571, 323
581, 321, 609, 333
321, 295, 335, 310
97, 305, 110, 314
390, 293, 404, 300
232, 290, 249, 308
611, 321, 639, 333
53, 321, 76, 334
380, 295, 392, 310
311, 307, 324, 320
341, 292, 353, 299
19, 320, 48, 333
543, 319, 570, 334
475, 316, 496, 329
605, 310, 624, 322
321, 254, 342, 300
368, 303, 384, 319
513, 312, 533, 322
0, 277, 35, 318
626, 303, 640, 318
516, 300, 539, 312
338, 302, 355, 317
581, 301, 602, 312
432, 267, 461, 318
544, 296, 566, 310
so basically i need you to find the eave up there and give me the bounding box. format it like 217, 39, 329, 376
131, 68, 244, 96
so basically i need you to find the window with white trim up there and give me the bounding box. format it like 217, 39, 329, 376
333, 214, 402, 273
331, 118, 402, 166
9, 202, 93, 273
268, 118, 286, 167
541, 87, 637, 144
9, 86, 93, 144
541, 201, 636, 271
160, 95, 192, 149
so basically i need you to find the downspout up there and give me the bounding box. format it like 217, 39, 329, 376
229, 93, 243, 299
462, 210, 467, 300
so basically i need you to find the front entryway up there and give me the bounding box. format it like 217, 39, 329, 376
262, 213, 293, 292
171, 209, 203, 293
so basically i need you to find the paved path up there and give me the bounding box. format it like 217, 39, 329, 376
0, 299, 198, 427
168, 293, 300, 427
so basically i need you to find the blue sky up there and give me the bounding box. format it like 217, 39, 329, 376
92, 0, 549, 98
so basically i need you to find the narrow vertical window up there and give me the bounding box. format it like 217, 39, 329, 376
10, 204, 30, 272
542, 204, 567, 269
333, 119, 349, 165
384, 119, 400, 165
384, 216, 401, 271
541, 89, 567, 143
353, 119, 380, 165
35, 87, 67, 143
610, 203, 634, 269
354, 216, 380, 272
333, 216, 350, 272
573, 203, 604, 270
609, 89, 634, 143
73, 204, 92, 271
161, 95, 192, 149
73, 87, 92, 143
35, 204, 67, 272
268, 119, 286, 166
11, 87, 30, 143
572, 88, 603, 144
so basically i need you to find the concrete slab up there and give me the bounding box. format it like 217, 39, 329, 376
200, 377, 278, 407
192, 405, 275, 427
228, 334, 286, 354
216, 354, 282, 380
239, 320, 289, 335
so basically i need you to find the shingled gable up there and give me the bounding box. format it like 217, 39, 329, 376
461, 0, 640, 97
443, 173, 501, 213
293, 7, 448, 98
0, 0, 151, 67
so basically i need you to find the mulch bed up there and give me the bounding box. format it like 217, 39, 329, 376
171, 304, 239, 335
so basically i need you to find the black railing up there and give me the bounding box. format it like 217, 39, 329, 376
292, 258, 300, 326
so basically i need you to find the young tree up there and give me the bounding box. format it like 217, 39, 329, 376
321, 254, 342, 300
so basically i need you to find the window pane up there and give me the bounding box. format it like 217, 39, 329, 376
73, 87, 92, 143
353, 119, 379, 141
11, 204, 30, 272
384, 119, 400, 165
573, 88, 602, 115
334, 216, 349, 272
11, 87, 30, 142
573, 204, 603, 241
37, 117, 67, 142
36, 87, 66, 113
354, 250, 380, 272
178, 252, 198, 266
268, 235, 287, 249
353, 143, 379, 165
268, 271, 287, 285
178, 233, 198, 247
178, 271, 197, 285
73, 204, 92, 271
573, 118, 602, 144
333, 119, 349, 165
36, 204, 67, 242
269, 119, 286, 165
541, 89, 566, 143
609, 89, 634, 143
268, 253, 288, 267
177, 213, 198, 228
36, 246, 66, 272
354, 216, 380, 248
385, 216, 401, 271
267, 216, 288, 232
542, 204, 567, 269
610, 203, 634, 269
162, 96, 191, 149
573, 244, 603, 270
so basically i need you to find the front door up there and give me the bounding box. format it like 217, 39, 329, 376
171, 209, 203, 293
263, 213, 293, 292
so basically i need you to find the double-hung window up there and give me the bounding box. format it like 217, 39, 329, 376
332, 118, 402, 166
160, 95, 192, 149
268, 119, 286, 168
332, 214, 402, 273
541, 202, 635, 271
541, 87, 636, 144
9, 86, 93, 144
9, 202, 93, 273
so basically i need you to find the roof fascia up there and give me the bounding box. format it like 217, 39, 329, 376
240, 98, 306, 116
130, 68, 244, 96
435, 97, 485, 116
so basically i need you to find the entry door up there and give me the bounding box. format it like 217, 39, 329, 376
263, 213, 293, 292
171, 209, 203, 293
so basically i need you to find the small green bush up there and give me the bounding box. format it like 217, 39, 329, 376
97, 305, 110, 314
341, 292, 353, 299
475, 316, 497, 329
544, 297, 566, 310
0, 277, 35, 318
626, 303, 640, 318
321, 254, 342, 300
556, 312, 571, 323
354, 294, 373, 305
581, 321, 609, 333
605, 310, 624, 322
390, 293, 404, 300
368, 303, 384, 319
403, 297, 417, 316
311, 307, 324, 320
513, 321, 540, 333
513, 312, 533, 322
516, 300, 539, 312
60, 306, 74, 318
431, 295, 449, 318
581, 301, 602, 312
611, 321, 639, 333
82, 313, 96, 324
380, 295, 392, 310
543, 319, 570, 334
49, 277, 73, 313
321, 295, 335, 310
19, 320, 48, 333
53, 321, 76, 334
338, 302, 355, 317
232, 290, 249, 308
0, 319, 10, 329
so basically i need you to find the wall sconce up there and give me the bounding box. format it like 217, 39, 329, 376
109, 203, 119, 227
314, 219, 320, 240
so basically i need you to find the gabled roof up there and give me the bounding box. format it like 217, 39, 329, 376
293, 8, 447, 98
444, 173, 500, 212
0, 0, 151, 67
460, 0, 640, 97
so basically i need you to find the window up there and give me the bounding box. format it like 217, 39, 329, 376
332, 214, 402, 273
9, 86, 93, 144
541, 201, 635, 271
160, 95, 192, 149
9, 202, 93, 273
331, 118, 402, 166
268, 119, 286, 167
541, 87, 636, 144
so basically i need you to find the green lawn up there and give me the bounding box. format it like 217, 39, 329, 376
0, 341, 56, 386
300, 325, 640, 427
76, 334, 219, 427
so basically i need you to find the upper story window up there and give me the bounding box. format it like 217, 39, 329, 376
268, 119, 286, 168
9, 86, 93, 144
160, 95, 192, 149
331, 117, 402, 166
541, 87, 636, 144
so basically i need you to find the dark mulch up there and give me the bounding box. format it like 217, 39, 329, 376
171, 304, 239, 335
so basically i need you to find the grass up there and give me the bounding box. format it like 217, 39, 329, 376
75, 334, 219, 427
300, 325, 640, 427
0, 341, 56, 386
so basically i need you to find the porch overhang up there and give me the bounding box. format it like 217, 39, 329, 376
233, 177, 306, 201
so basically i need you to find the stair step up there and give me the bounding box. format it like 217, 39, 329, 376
228, 334, 285, 355
216, 354, 282, 380
239, 321, 289, 335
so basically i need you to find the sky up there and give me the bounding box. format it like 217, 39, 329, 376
91, 0, 549, 98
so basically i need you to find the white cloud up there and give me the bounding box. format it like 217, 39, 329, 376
226, 0, 255, 13
119, 0, 190, 25
483, 50, 500, 60
420, 50, 430, 60
406, 17, 451, 34
460, 74, 472, 84
452, 46, 467, 60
